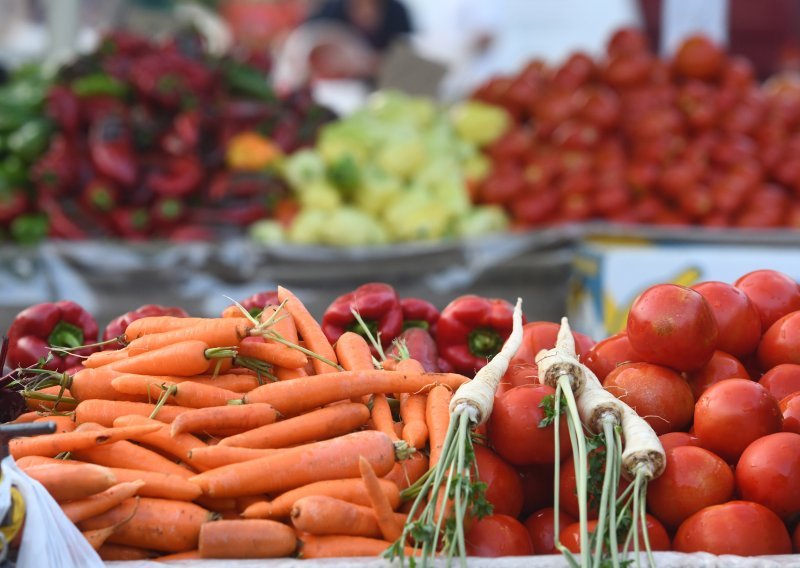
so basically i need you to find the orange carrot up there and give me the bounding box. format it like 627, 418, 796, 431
173, 373, 261, 393
370, 394, 400, 441
291, 495, 406, 539
335, 332, 375, 372
170, 403, 278, 437
126, 318, 253, 353
359, 456, 403, 541
236, 336, 307, 369
83, 527, 117, 551
185, 446, 279, 470
194, 495, 238, 512
242, 477, 400, 519
21, 462, 116, 501
277, 286, 339, 374
67, 367, 147, 402
82, 349, 131, 369
244, 369, 468, 416
9, 411, 39, 424
199, 519, 297, 558
105, 340, 224, 376
274, 366, 307, 381
123, 316, 206, 342
261, 304, 300, 343
75, 399, 190, 427
298, 535, 415, 559
111, 375, 242, 408
426, 384, 452, 468
382, 358, 398, 371
98, 543, 158, 561
78, 497, 214, 553
190, 430, 397, 498
63, 480, 146, 523
235, 495, 268, 515
382, 452, 429, 491
221, 304, 243, 318
111, 415, 207, 467
10, 423, 161, 459
218, 402, 368, 449
25, 385, 76, 412
154, 550, 201, 562
396, 358, 429, 449
34, 414, 75, 433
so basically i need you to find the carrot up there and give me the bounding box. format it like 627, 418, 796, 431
34, 414, 75, 433
123, 316, 207, 342
25, 385, 77, 412
171, 373, 261, 393
9, 423, 161, 459
244, 369, 469, 416
382, 452, 429, 491
198, 519, 297, 558
82, 349, 131, 369
382, 358, 398, 371
63, 480, 146, 523
78, 497, 215, 553
98, 543, 158, 561
370, 394, 400, 441
236, 336, 307, 369
291, 495, 406, 539
218, 402, 368, 449
68, 367, 147, 402
425, 384, 452, 468
9, 411, 39, 423
335, 332, 375, 372
111, 375, 242, 408
242, 477, 400, 520
261, 304, 300, 342
186, 446, 279, 470
154, 550, 201, 562
21, 462, 116, 502
190, 430, 397, 498
358, 456, 403, 541
72, 433, 194, 479
126, 318, 253, 353
236, 495, 267, 514
274, 366, 307, 381
170, 403, 278, 438
105, 340, 226, 376
194, 495, 238, 512
83, 527, 118, 551
111, 415, 207, 467
298, 534, 415, 559
75, 399, 190, 427
396, 359, 429, 450
277, 286, 339, 374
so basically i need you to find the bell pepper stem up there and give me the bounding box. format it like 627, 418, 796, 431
467, 327, 504, 359
47, 321, 85, 350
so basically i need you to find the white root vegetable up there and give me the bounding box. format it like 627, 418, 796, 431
536, 317, 586, 395
620, 403, 666, 481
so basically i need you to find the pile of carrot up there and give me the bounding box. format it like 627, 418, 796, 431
8, 286, 471, 561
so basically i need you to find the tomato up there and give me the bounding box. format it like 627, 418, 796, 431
626, 284, 718, 372
691, 281, 762, 358
759, 364, 800, 401
576, 85, 621, 130
488, 384, 571, 466
603, 362, 695, 435
673, 501, 792, 555
510, 190, 560, 226
685, 350, 751, 400
781, 392, 800, 434
473, 444, 524, 519
465, 514, 534, 557
694, 378, 783, 463
673, 35, 724, 81
723, 56, 756, 89
524, 507, 575, 555
734, 269, 800, 331
647, 446, 734, 530
584, 338, 637, 383
517, 463, 554, 515
479, 165, 525, 205
658, 431, 701, 453
758, 311, 800, 370
486, 127, 531, 163
736, 432, 800, 521
602, 52, 653, 89
558, 455, 629, 520
606, 28, 649, 57
559, 515, 670, 554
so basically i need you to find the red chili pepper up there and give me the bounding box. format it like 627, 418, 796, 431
385, 327, 440, 372
400, 297, 440, 333
80, 177, 119, 214
46, 85, 81, 134
89, 114, 137, 188
321, 283, 403, 348
167, 224, 215, 242
102, 304, 189, 349
79, 95, 126, 127
30, 135, 80, 195
39, 195, 87, 239
130, 52, 214, 109
150, 196, 187, 229
0, 190, 28, 223
109, 207, 151, 240
436, 295, 526, 375
160, 110, 201, 156
6, 300, 99, 371
146, 155, 203, 197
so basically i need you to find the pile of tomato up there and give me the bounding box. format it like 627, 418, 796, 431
470, 28, 800, 230
463, 268, 800, 557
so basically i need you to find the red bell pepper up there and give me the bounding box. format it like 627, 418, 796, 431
436, 295, 526, 375
239, 291, 280, 318
6, 301, 99, 371
102, 304, 189, 349
89, 114, 137, 188
321, 283, 403, 348
385, 327, 440, 372
147, 155, 203, 198
39, 196, 88, 240
46, 85, 81, 134
108, 207, 151, 240
400, 297, 440, 333
30, 135, 80, 195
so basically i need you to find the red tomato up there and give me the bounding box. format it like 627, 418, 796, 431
734, 269, 800, 331
510, 190, 560, 226
736, 432, 800, 521
658, 431, 701, 453
685, 350, 751, 400
673, 501, 792, 555
524, 507, 575, 555
584, 332, 641, 381
603, 362, 695, 435
759, 364, 800, 401
758, 311, 800, 370
559, 515, 670, 553
606, 27, 649, 57
781, 392, 800, 434
626, 284, 718, 372
647, 446, 734, 530
488, 384, 571, 466
694, 378, 783, 463
465, 514, 534, 557
517, 463, 554, 516
473, 445, 524, 519
558, 456, 629, 520
691, 281, 762, 358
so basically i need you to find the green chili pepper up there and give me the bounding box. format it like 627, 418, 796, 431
7, 119, 54, 162
71, 74, 128, 98
224, 63, 276, 102
10, 213, 48, 245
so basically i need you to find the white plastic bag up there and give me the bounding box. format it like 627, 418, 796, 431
0, 455, 104, 568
